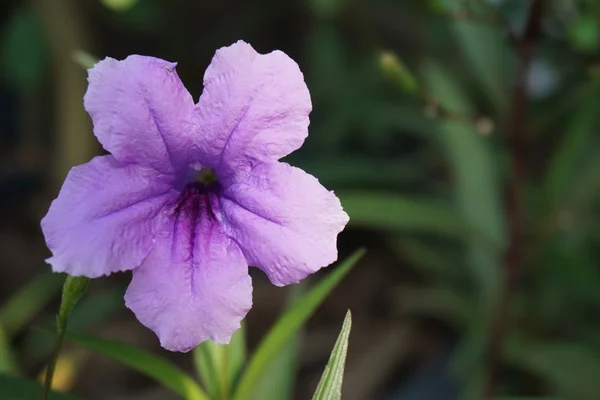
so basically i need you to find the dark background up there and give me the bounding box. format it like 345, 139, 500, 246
1, 0, 600, 399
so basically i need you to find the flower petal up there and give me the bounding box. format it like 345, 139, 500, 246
84, 55, 196, 173
220, 162, 349, 286
194, 41, 311, 179
124, 193, 253, 352
41, 155, 176, 278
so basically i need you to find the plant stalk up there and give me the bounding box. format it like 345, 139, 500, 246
482, 1, 547, 398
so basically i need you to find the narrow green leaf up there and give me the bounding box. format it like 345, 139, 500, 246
309, 0, 344, 18
233, 249, 366, 400
379, 51, 419, 94
569, 14, 600, 53
423, 62, 505, 307
193, 324, 246, 400
395, 285, 472, 328
193, 339, 225, 399
450, 12, 512, 113
101, 0, 140, 12
0, 327, 17, 375
565, 151, 600, 216
506, 339, 600, 399
543, 93, 599, 212
311, 310, 352, 400
21, 286, 125, 364
71, 50, 98, 70
391, 236, 460, 279
0, 8, 48, 92
250, 284, 305, 400
250, 339, 299, 400
493, 397, 562, 400
0, 374, 82, 400
226, 323, 247, 390
339, 192, 465, 237
298, 157, 424, 187
0, 272, 63, 337
68, 332, 208, 400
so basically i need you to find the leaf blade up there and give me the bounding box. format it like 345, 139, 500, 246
339, 192, 465, 237
250, 284, 305, 400
311, 310, 352, 400
0, 374, 82, 400
68, 332, 208, 400
193, 324, 246, 400
233, 249, 365, 400
0, 273, 63, 337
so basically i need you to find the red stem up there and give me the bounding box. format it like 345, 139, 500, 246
482, 1, 546, 398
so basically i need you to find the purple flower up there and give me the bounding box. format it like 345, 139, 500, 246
41, 41, 349, 351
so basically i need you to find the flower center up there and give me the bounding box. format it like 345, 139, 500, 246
174, 166, 220, 221
196, 168, 217, 185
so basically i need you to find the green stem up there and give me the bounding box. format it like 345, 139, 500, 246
43, 276, 89, 400
43, 318, 67, 400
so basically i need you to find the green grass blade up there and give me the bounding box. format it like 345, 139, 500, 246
423, 61, 506, 306
68, 332, 208, 400
0, 272, 63, 337
0, 373, 82, 400
0, 327, 17, 375
250, 284, 305, 400
339, 192, 465, 237
543, 91, 599, 213
71, 50, 98, 69
233, 249, 365, 400
21, 286, 125, 365
193, 324, 246, 400
193, 340, 222, 399
250, 338, 299, 400
311, 310, 352, 400
506, 339, 600, 399
451, 19, 512, 114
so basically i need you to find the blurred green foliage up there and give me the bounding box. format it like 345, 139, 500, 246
1, 0, 600, 399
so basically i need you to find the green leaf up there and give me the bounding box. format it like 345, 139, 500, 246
565, 150, 600, 216
233, 249, 366, 400
71, 50, 98, 70
21, 286, 125, 364
309, 0, 345, 18
0, 8, 47, 92
450, 10, 513, 113
193, 324, 246, 400
339, 192, 465, 237
542, 240, 600, 307
0, 374, 82, 400
298, 157, 424, 187
391, 236, 461, 280
569, 14, 600, 53
493, 397, 562, 400
543, 93, 599, 213
311, 310, 352, 400
101, 0, 140, 12
394, 285, 472, 328
68, 332, 208, 400
0, 273, 63, 337
68, 286, 125, 331
250, 284, 305, 400
379, 51, 419, 94
506, 339, 600, 399
0, 327, 17, 375
250, 338, 299, 400
423, 62, 505, 306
